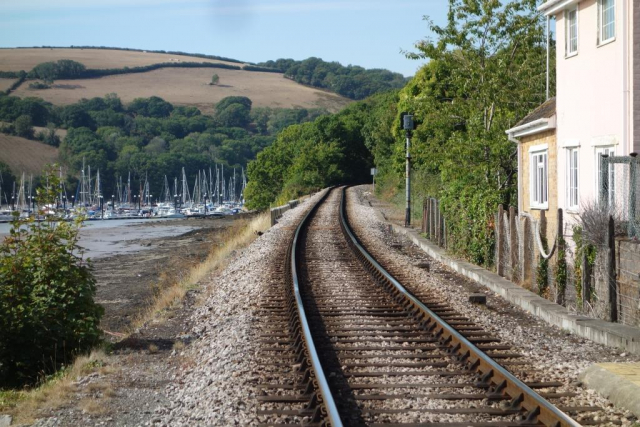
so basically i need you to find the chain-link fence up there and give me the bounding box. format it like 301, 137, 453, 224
600, 154, 640, 237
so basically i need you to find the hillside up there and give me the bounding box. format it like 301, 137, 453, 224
0, 134, 59, 176
12, 67, 351, 115
0, 48, 352, 114
0, 48, 244, 72
0, 78, 15, 92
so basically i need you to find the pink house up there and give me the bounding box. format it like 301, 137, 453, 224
509, 0, 635, 232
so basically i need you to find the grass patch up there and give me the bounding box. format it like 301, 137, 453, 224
129, 211, 271, 331
0, 350, 111, 424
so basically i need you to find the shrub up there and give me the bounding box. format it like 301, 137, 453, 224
577, 199, 625, 248
0, 167, 103, 386
28, 81, 51, 90
14, 114, 34, 139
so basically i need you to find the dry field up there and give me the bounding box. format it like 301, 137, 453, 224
0, 78, 16, 91
0, 134, 59, 176
0, 48, 244, 72
12, 67, 352, 114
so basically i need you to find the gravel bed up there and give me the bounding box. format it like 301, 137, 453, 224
347, 185, 640, 426
156, 191, 325, 426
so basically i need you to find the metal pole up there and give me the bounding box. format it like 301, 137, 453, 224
405, 130, 411, 227
600, 154, 610, 208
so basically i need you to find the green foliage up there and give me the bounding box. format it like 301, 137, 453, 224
258, 57, 408, 100
14, 114, 34, 139
129, 96, 174, 118
215, 96, 252, 128
245, 101, 375, 209
0, 91, 327, 200
537, 235, 549, 297
28, 81, 51, 90
369, 0, 551, 265
210, 74, 219, 86
36, 123, 62, 147
0, 161, 17, 195
29, 59, 86, 81
251, 107, 328, 135
555, 236, 568, 305
573, 225, 597, 308
0, 166, 103, 386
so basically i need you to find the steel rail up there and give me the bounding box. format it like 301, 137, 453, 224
289, 187, 344, 427
338, 187, 581, 427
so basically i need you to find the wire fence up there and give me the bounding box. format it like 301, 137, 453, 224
601, 154, 640, 237
423, 186, 640, 328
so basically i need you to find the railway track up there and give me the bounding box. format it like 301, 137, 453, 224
255, 187, 613, 427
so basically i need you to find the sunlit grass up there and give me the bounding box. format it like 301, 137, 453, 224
0, 350, 111, 424
129, 211, 271, 331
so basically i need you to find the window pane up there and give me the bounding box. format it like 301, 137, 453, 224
601, 0, 615, 41
566, 9, 578, 54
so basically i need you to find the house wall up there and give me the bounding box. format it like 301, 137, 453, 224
519, 130, 558, 244
554, 0, 630, 229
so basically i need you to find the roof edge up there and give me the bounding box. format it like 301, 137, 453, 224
538, 0, 581, 15
506, 117, 557, 140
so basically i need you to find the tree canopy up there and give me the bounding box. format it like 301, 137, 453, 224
258, 57, 409, 100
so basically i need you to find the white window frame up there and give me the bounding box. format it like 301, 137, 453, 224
530, 148, 549, 210
597, 0, 616, 46
565, 6, 578, 57
595, 146, 615, 205
566, 147, 579, 211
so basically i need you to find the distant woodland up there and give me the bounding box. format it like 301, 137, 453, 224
258, 57, 409, 100
0, 91, 328, 197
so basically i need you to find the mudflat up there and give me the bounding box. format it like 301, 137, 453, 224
84, 215, 246, 334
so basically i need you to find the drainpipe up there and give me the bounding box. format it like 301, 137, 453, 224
622, 0, 629, 155
546, 15, 551, 100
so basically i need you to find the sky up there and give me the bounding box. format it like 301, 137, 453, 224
0, 0, 449, 77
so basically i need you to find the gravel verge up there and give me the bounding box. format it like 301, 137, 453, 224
157, 191, 325, 426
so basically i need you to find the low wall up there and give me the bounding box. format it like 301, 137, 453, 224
617, 239, 640, 327
270, 200, 300, 227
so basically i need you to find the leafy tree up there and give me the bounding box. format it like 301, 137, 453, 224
216, 103, 251, 128
259, 57, 408, 100
215, 96, 252, 112
61, 104, 95, 129
0, 166, 103, 386
37, 123, 61, 147
0, 161, 16, 199
210, 73, 220, 86
391, 0, 551, 264
144, 136, 168, 154
14, 114, 34, 139
29, 59, 86, 81
128, 96, 174, 118
245, 103, 374, 209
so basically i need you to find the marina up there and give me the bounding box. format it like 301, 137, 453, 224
0, 161, 248, 223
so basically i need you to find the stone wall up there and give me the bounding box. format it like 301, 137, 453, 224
617, 239, 640, 326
